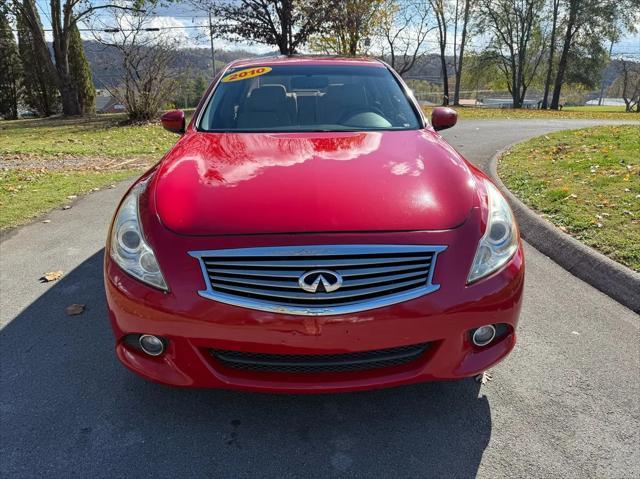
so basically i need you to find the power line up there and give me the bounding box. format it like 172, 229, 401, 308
8, 24, 207, 33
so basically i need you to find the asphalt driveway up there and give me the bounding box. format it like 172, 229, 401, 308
1, 119, 638, 478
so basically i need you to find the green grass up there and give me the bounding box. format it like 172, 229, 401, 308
562, 105, 628, 112
498, 125, 640, 271
423, 105, 638, 120
0, 112, 189, 230
0, 114, 178, 158
0, 169, 139, 229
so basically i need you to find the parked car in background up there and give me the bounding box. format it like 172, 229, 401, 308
105, 56, 524, 392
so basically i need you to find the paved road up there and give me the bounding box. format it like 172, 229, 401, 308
1, 119, 638, 478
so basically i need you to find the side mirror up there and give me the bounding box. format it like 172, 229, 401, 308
160, 109, 185, 134
431, 107, 458, 131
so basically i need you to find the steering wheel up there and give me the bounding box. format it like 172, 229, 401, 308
338, 106, 386, 124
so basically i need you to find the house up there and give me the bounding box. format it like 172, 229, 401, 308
95, 90, 126, 114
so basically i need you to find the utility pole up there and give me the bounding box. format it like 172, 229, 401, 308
208, 10, 216, 77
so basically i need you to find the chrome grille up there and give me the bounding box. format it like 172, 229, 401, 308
190, 245, 446, 316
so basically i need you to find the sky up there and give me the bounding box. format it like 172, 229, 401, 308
34, 0, 640, 58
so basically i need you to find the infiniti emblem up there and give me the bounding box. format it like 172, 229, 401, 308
298, 270, 343, 293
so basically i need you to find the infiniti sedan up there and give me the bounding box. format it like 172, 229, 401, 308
105, 56, 524, 392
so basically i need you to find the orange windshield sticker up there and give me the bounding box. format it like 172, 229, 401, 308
221, 67, 272, 83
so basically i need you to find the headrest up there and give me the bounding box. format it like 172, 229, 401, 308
246, 85, 288, 111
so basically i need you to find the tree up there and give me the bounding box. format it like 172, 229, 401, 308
608, 59, 640, 112
452, 0, 474, 106
459, 50, 508, 96
549, 0, 620, 109
563, 34, 608, 89
377, 0, 434, 76
13, 0, 137, 115
0, 7, 21, 119
193, 74, 208, 101
594, 2, 638, 106
480, 0, 546, 108
16, 0, 59, 116
429, 0, 450, 104
541, 0, 559, 108
68, 23, 95, 115
199, 0, 337, 55
311, 0, 383, 55
92, 7, 178, 122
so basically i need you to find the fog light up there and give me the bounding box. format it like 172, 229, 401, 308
472, 325, 496, 347
139, 334, 165, 356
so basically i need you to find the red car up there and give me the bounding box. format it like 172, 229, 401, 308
105, 56, 524, 392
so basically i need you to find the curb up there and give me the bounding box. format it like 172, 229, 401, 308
488, 145, 640, 314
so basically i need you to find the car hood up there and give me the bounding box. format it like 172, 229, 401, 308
154, 129, 478, 236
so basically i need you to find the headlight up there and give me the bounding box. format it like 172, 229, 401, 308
110, 178, 168, 290
468, 180, 519, 283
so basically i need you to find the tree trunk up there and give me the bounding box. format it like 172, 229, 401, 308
440, 45, 449, 105
53, 42, 81, 115
58, 76, 81, 115
512, 86, 522, 108
541, 1, 558, 109
49, 2, 82, 116
511, 58, 521, 108
348, 33, 358, 56
550, 6, 576, 110
453, 0, 470, 106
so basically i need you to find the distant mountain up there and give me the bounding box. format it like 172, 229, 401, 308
81, 40, 265, 88
77, 40, 624, 91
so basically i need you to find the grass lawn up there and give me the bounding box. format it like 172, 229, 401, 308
0, 114, 177, 158
0, 113, 186, 230
498, 125, 640, 271
423, 105, 638, 120
562, 105, 628, 112
0, 169, 139, 230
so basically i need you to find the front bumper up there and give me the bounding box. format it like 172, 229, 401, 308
105, 239, 524, 393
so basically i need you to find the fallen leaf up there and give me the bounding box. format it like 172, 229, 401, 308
65, 304, 85, 316
41, 271, 63, 282
475, 371, 493, 384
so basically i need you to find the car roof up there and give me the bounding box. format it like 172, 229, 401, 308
227, 55, 386, 69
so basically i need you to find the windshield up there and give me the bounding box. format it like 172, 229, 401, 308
198, 64, 421, 132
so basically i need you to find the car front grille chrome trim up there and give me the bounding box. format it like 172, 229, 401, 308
189, 245, 447, 316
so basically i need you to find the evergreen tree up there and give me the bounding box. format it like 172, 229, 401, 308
193, 74, 208, 102
0, 8, 21, 119
68, 23, 95, 114
16, 0, 59, 116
